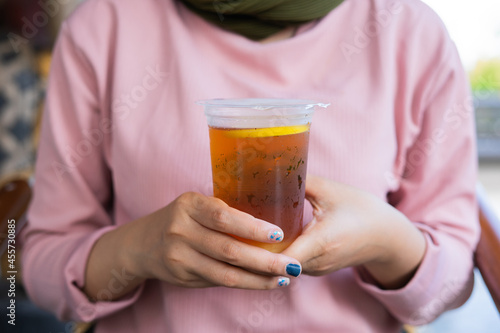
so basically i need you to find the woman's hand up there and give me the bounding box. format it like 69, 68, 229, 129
132, 192, 302, 288
282, 175, 426, 289
84, 192, 301, 301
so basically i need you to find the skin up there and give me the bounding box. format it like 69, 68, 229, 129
283, 175, 426, 290
83, 175, 426, 300
259, 26, 297, 44
83, 29, 426, 300
84, 193, 300, 300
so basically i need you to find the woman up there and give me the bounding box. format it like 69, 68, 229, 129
22, 0, 479, 332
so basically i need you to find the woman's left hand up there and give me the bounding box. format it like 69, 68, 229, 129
282, 175, 426, 289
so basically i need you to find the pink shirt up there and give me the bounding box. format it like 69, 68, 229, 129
22, 0, 480, 332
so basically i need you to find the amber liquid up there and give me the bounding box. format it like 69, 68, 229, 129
209, 126, 310, 252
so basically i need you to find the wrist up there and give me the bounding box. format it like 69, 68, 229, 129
120, 216, 156, 280
363, 206, 426, 289
83, 221, 148, 300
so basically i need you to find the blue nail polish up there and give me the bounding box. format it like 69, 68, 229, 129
277, 277, 290, 287
286, 264, 301, 277
268, 230, 283, 242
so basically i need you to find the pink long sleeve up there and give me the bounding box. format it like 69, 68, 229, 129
21, 20, 144, 321
353, 25, 479, 324
21, 0, 480, 331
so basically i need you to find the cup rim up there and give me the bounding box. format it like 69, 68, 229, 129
197, 98, 329, 110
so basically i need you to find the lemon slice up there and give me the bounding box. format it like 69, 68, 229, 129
225, 125, 309, 138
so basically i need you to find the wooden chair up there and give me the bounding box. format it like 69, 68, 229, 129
1, 178, 500, 330
475, 185, 500, 312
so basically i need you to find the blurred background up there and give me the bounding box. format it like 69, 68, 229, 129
0, 0, 499, 332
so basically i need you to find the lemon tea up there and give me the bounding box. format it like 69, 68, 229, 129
209, 125, 310, 252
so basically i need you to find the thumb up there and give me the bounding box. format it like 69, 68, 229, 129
281, 218, 320, 270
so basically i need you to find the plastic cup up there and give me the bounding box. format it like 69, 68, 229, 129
199, 98, 329, 252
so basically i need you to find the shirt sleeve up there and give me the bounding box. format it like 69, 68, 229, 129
353, 20, 480, 325
20, 18, 144, 322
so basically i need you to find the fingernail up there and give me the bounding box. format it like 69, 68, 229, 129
267, 230, 283, 242
277, 277, 290, 287
286, 263, 301, 277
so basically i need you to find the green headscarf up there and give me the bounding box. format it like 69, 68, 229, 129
180, 0, 344, 40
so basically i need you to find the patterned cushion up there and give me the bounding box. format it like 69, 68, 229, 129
0, 31, 41, 177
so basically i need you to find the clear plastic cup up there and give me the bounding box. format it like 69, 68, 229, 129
199, 98, 329, 252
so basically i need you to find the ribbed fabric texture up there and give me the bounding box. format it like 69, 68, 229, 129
22, 0, 479, 332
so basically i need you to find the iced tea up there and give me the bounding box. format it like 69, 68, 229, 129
209, 125, 310, 252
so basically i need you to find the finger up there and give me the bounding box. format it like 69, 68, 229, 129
281, 221, 324, 274
188, 193, 284, 243
190, 224, 302, 278
190, 251, 292, 290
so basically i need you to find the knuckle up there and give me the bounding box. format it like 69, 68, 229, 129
248, 223, 260, 241
221, 269, 239, 288
176, 192, 197, 208
174, 269, 198, 286
220, 241, 241, 262
177, 191, 193, 202
262, 279, 276, 290
191, 192, 206, 209
169, 270, 194, 288
164, 216, 187, 240
165, 225, 182, 240
267, 255, 281, 274
162, 249, 199, 286
212, 208, 230, 230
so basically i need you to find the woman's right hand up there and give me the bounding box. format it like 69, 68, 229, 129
121, 192, 301, 290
